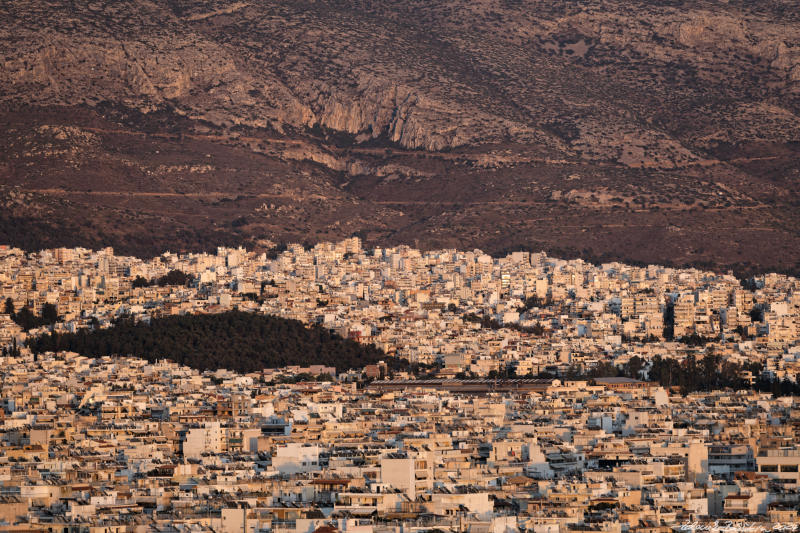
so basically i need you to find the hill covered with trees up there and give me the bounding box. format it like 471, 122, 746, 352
28, 311, 388, 373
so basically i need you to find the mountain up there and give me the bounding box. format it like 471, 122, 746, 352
2, 0, 799, 274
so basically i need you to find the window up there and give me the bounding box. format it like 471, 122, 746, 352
780, 464, 798, 473
760, 464, 778, 472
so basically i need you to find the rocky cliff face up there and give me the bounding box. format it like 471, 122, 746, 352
1, 0, 538, 152
4, 0, 799, 155
1, 0, 799, 274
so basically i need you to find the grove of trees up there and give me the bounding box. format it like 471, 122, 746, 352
4, 298, 59, 331
131, 270, 195, 288
28, 310, 390, 373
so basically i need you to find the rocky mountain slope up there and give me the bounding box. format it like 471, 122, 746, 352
1, 0, 799, 274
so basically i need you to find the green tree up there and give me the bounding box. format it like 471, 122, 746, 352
132, 276, 150, 288
13, 307, 39, 331
624, 356, 646, 379
156, 270, 194, 287
41, 303, 59, 324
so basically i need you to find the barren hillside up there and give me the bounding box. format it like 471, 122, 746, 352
1, 0, 799, 274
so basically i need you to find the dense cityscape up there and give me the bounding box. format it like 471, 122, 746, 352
0, 239, 799, 532
4, 0, 800, 530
